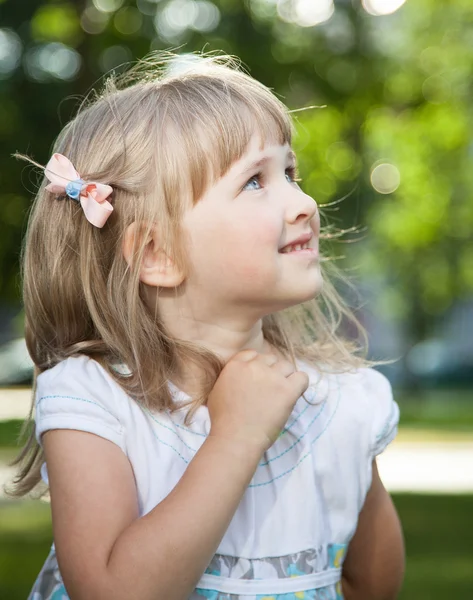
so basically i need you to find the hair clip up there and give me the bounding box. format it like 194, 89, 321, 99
44, 153, 113, 228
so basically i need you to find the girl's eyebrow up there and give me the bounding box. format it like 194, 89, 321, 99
236, 149, 296, 180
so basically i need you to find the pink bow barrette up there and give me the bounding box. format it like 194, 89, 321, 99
44, 153, 113, 228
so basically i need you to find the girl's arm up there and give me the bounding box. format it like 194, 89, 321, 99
43, 428, 263, 600
341, 460, 405, 600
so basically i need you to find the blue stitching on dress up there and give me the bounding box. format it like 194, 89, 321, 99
282, 402, 310, 431
249, 376, 341, 487
35, 376, 336, 480
258, 402, 326, 467
131, 406, 191, 464
172, 419, 207, 438
141, 397, 325, 468
136, 378, 338, 481
37, 395, 118, 421
142, 408, 198, 454
146, 427, 190, 464
168, 398, 311, 439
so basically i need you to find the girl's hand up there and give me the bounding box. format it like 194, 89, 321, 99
207, 349, 309, 452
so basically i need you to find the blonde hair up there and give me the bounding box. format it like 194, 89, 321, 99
10, 52, 372, 497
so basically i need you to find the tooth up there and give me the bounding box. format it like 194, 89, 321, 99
282, 243, 307, 253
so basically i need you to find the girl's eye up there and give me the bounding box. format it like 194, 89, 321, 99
286, 166, 301, 184
242, 173, 263, 192
241, 166, 301, 192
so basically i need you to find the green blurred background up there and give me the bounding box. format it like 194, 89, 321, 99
0, 0, 473, 598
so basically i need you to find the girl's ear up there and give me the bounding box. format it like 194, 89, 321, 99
122, 222, 185, 288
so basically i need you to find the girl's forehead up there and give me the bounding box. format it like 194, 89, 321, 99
203, 137, 295, 195
242, 134, 294, 159
169, 95, 293, 204
230, 135, 294, 171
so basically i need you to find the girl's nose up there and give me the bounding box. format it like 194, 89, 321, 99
286, 190, 318, 224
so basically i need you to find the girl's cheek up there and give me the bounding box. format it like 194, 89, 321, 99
240, 206, 280, 240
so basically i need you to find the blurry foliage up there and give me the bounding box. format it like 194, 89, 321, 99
394, 493, 473, 600
0, 0, 472, 333
0, 500, 52, 600
31, 4, 82, 45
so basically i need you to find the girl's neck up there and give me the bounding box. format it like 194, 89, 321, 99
170, 339, 286, 399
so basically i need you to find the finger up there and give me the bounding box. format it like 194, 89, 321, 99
287, 371, 310, 396
256, 353, 279, 367
272, 359, 296, 378
234, 349, 259, 362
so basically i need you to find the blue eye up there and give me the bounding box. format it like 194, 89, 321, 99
242, 174, 262, 191
285, 166, 299, 184
241, 166, 300, 193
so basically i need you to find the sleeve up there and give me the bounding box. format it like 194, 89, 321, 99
361, 368, 400, 458
35, 355, 126, 453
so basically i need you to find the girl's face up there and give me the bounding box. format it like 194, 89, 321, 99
181, 134, 321, 318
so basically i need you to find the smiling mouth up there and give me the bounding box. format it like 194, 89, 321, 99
279, 241, 312, 253
278, 246, 319, 261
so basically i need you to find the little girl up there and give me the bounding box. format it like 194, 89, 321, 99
11, 53, 404, 600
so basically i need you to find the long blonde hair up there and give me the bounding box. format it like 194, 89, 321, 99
10, 52, 372, 497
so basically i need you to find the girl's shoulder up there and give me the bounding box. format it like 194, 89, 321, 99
297, 359, 399, 458
37, 353, 115, 384
35, 354, 132, 452
36, 354, 128, 409
296, 358, 393, 405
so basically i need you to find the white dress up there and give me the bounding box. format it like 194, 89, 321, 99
28, 354, 399, 600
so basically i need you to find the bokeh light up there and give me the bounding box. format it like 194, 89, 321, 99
31, 4, 81, 45
93, 0, 125, 13
406, 339, 445, 377
114, 7, 143, 36
362, 0, 407, 16
277, 0, 334, 27
81, 6, 110, 35
0, 29, 22, 77
193, 0, 220, 32
293, 0, 334, 27
136, 0, 161, 17
422, 74, 450, 104
24, 43, 81, 82
326, 142, 356, 175
154, 0, 220, 42
98, 44, 133, 73
322, 11, 355, 54
370, 162, 401, 194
